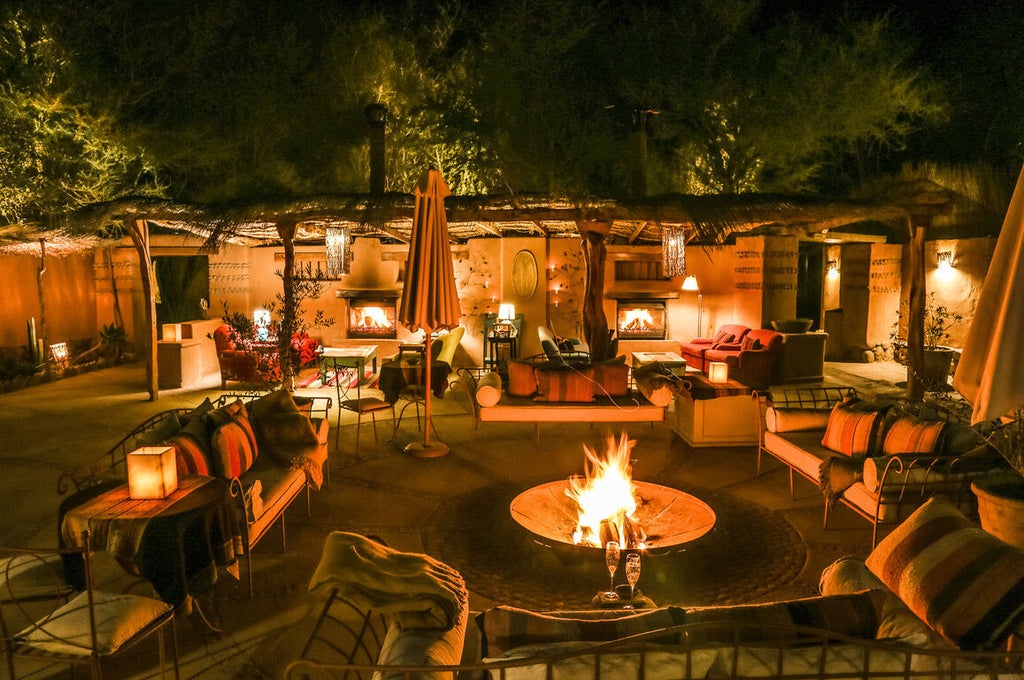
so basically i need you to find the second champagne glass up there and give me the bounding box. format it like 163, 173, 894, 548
604, 541, 621, 598
625, 552, 642, 603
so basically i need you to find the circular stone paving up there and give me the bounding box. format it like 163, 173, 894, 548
422, 481, 805, 611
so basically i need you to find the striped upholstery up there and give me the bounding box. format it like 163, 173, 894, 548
166, 417, 209, 476
882, 415, 946, 454
480, 605, 683, 657
866, 496, 1024, 650
507, 361, 538, 397
534, 367, 595, 402
821, 399, 881, 456
208, 408, 259, 478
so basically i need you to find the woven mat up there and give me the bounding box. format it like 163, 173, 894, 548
422, 482, 805, 611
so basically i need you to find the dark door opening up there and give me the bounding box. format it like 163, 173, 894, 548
796, 242, 824, 331
155, 256, 210, 338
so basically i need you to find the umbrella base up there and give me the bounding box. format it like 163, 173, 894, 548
405, 440, 449, 458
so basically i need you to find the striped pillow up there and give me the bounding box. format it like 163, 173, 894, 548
167, 418, 210, 476
882, 415, 946, 454
208, 410, 259, 478
534, 367, 594, 402
866, 495, 1024, 650
507, 361, 538, 397
821, 399, 881, 456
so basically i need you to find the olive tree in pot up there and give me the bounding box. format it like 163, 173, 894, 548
971, 411, 1024, 549
891, 292, 964, 390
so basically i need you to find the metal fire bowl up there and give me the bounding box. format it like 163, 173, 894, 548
509, 480, 716, 551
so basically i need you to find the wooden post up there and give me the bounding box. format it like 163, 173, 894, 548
905, 220, 928, 402
36, 239, 49, 377
128, 219, 159, 401
580, 222, 611, 362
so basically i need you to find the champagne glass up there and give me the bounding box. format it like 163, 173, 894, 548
603, 541, 620, 598
625, 552, 642, 604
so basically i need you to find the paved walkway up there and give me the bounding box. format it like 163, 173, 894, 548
0, 360, 908, 678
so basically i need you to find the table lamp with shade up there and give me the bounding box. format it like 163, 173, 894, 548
127, 446, 178, 499
682, 275, 703, 338
495, 303, 516, 337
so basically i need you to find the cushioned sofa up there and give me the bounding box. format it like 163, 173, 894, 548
678, 323, 750, 373
704, 328, 783, 389
288, 498, 1024, 679
757, 386, 1007, 546
456, 358, 666, 438
58, 390, 330, 596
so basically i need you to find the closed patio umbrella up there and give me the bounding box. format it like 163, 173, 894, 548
952, 164, 1024, 423
398, 168, 461, 457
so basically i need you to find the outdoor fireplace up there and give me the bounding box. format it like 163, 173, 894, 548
615, 300, 668, 340
342, 291, 399, 339
509, 434, 716, 552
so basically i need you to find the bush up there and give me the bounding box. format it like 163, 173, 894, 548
0, 351, 37, 381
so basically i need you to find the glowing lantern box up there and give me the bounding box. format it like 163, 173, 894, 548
708, 361, 729, 383
127, 446, 178, 499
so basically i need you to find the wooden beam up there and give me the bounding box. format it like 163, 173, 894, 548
128, 219, 159, 401
626, 221, 649, 244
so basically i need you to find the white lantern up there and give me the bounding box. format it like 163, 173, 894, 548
127, 446, 178, 500
708, 361, 729, 384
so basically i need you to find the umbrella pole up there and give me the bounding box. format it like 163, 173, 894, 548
405, 327, 449, 458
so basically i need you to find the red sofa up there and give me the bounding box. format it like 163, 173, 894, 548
704, 328, 783, 389
678, 323, 751, 373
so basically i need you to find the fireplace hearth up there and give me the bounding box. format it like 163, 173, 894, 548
615, 300, 668, 340
342, 291, 399, 339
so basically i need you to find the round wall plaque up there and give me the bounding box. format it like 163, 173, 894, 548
511, 250, 538, 300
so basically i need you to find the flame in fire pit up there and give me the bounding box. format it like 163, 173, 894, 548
565, 434, 647, 549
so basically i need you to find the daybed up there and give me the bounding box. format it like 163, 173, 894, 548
757, 386, 1007, 546
287, 500, 1024, 679
456, 359, 666, 439
57, 389, 330, 596
678, 323, 750, 373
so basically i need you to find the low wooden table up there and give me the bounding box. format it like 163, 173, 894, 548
671, 372, 760, 447
632, 351, 688, 376
320, 345, 378, 395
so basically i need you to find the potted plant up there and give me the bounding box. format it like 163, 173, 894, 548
971, 411, 1024, 549
890, 292, 964, 389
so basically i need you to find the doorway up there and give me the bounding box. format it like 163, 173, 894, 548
796, 242, 824, 330
154, 256, 210, 338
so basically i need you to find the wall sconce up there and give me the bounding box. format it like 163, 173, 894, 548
708, 361, 729, 383
127, 446, 178, 500
826, 259, 840, 278
936, 251, 954, 270
325, 226, 351, 278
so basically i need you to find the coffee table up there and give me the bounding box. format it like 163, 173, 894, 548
632, 351, 689, 376
319, 345, 378, 395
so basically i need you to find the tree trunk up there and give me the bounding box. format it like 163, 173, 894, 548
36, 239, 48, 377
277, 221, 298, 389
580, 223, 611, 362
905, 222, 927, 402
129, 219, 159, 401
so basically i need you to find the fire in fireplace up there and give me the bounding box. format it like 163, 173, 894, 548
343, 292, 399, 339
509, 434, 716, 551
616, 300, 667, 340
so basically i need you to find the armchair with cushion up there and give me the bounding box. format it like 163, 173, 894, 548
213, 324, 280, 388
705, 328, 783, 389
678, 323, 751, 373
537, 326, 589, 364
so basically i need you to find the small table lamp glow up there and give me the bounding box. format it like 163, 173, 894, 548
127, 446, 178, 500
708, 361, 729, 383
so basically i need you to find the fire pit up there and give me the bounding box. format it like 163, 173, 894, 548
509, 434, 716, 552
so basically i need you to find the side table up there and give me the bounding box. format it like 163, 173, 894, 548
485, 335, 517, 377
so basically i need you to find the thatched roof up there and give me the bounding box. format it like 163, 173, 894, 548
1, 181, 985, 254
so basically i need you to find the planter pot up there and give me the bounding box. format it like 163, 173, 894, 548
921, 347, 955, 387
972, 476, 1024, 550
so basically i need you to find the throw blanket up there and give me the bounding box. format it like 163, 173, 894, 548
308, 531, 467, 631
818, 456, 864, 507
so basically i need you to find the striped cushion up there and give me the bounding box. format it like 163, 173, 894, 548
821, 399, 881, 456
682, 591, 886, 644
534, 367, 595, 402
507, 361, 538, 397
591, 360, 630, 397
866, 495, 1024, 650
166, 417, 210, 476
208, 410, 258, 478
882, 415, 946, 454
480, 605, 684, 657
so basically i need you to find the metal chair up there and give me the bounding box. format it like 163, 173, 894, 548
329, 359, 394, 456
1, 531, 179, 680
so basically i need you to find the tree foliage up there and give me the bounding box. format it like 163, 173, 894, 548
0, 0, 990, 222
